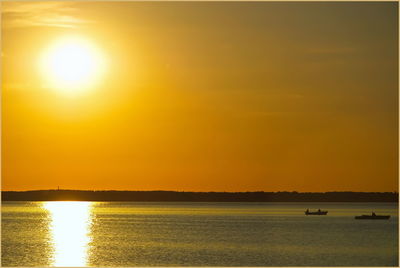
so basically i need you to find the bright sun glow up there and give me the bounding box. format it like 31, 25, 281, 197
40, 37, 106, 94
44, 201, 93, 267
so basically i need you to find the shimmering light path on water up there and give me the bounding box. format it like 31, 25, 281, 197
43, 202, 92, 266
1, 202, 398, 266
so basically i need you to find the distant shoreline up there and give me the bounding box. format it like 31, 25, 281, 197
1, 190, 398, 202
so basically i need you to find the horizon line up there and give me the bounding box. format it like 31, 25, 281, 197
2, 189, 398, 193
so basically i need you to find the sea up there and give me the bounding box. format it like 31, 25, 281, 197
1, 201, 398, 267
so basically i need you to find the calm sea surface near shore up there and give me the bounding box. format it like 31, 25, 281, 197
1, 201, 398, 266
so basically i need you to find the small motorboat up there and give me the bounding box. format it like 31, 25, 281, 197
355, 212, 390, 220
305, 209, 328, 215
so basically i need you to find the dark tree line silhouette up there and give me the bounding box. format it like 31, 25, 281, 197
1, 190, 398, 202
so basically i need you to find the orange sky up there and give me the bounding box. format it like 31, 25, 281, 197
1, 2, 398, 192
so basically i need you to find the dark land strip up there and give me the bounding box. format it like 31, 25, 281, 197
1, 190, 398, 202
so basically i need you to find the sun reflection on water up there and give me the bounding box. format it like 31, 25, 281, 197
43, 201, 93, 267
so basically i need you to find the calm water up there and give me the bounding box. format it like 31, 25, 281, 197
1, 201, 398, 266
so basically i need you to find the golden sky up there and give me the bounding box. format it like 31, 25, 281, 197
2, 2, 398, 192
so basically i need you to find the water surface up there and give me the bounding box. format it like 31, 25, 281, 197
2, 201, 398, 266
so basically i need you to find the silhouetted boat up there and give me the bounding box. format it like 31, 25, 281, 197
355, 213, 390, 220
305, 209, 328, 215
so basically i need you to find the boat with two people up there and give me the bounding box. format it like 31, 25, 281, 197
355, 212, 390, 220
305, 208, 328, 215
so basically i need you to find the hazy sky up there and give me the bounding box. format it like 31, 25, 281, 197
2, 2, 398, 191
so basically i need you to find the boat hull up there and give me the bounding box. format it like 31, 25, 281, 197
305, 211, 328, 215
355, 215, 390, 220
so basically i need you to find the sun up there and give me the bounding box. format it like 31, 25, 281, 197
39, 36, 106, 94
